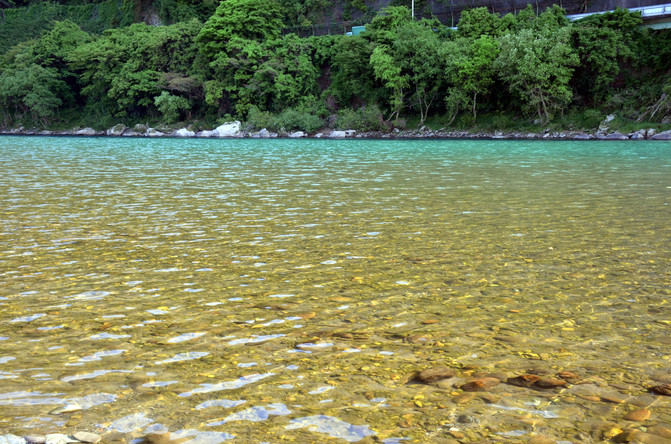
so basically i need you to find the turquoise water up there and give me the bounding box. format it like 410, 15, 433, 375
0, 136, 670, 442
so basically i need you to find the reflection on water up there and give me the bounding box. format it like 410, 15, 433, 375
0, 136, 670, 442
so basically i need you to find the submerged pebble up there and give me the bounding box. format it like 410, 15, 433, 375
71, 433, 100, 444
651, 384, 671, 396
49, 405, 82, 415
623, 408, 651, 422
415, 366, 456, 383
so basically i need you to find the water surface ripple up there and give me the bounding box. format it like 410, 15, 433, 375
0, 136, 670, 442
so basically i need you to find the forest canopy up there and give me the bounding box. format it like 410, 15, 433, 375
1, 0, 670, 131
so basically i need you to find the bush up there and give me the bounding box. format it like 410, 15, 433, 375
579, 109, 604, 129
475, 113, 517, 131
154, 91, 190, 123
335, 105, 386, 131
244, 106, 275, 131
275, 108, 323, 133
244, 105, 324, 133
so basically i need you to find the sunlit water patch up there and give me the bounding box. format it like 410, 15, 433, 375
0, 136, 670, 442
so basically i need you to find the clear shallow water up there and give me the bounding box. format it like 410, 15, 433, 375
0, 136, 670, 442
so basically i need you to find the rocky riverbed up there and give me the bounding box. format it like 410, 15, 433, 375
1, 136, 670, 443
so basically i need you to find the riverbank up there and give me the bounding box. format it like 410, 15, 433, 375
3, 121, 671, 141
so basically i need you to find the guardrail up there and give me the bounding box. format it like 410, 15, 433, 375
566, 2, 671, 21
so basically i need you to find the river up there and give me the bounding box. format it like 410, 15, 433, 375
0, 136, 670, 442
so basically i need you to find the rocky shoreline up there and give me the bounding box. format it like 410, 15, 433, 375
2, 120, 671, 141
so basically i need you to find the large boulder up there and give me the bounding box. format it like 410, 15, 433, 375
146, 128, 165, 137
174, 128, 195, 137
195, 130, 216, 137
214, 121, 242, 137
328, 130, 347, 138
596, 131, 628, 140
288, 131, 306, 138
250, 128, 278, 138
76, 127, 98, 136
106, 124, 127, 136
651, 130, 671, 140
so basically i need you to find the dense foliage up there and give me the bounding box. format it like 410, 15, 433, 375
1, 0, 670, 131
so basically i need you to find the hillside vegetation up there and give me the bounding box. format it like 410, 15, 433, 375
1, 0, 670, 132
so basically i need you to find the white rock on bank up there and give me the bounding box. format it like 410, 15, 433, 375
214, 121, 241, 137
596, 131, 628, 140
288, 131, 306, 138
328, 130, 347, 138
250, 128, 278, 138
106, 124, 127, 136
195, 130, 216, 137
0, 435, 26, 444
133, 123, 148, 133
651, 129, 671, 140
75, 128, 97, 136
598, 114, 616, 132
146, 128, 165, 137
174, 128, 195, 137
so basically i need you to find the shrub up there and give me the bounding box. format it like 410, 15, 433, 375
244, 106, 275, 131
335, 105, 386, 131
275, 108, 323, 133
580, 109, 604, 129
244, 105, 324, 133
154, 91, 190, 123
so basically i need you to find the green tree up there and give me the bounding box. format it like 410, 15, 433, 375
154, 91, 191, 123
154, 0, 219, 24
494, 27, 578, 124
69, 21, 202, 118
444, 35, 499, 121
458, 7, 507, 39
392, 22, 445, 124
366, 6, 412, 45
0, 63, 67, 123
205, 33, 323, 116
369, 45, 407, 121
329, 35, 379, 108
31, 20, 91, 69
0, 22, 89, 125
205, 36, 269, 114
196, 0, 285, 59
571, 9, 643, 101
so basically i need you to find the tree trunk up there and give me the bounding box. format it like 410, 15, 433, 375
472, 91, 477, 120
